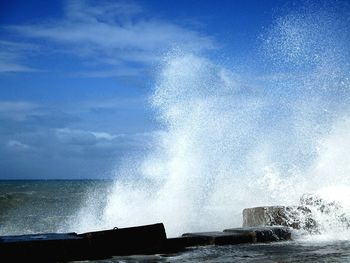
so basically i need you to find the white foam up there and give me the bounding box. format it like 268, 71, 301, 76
72, 3, 350, 239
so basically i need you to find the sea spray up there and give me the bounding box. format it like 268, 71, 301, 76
72, 2, 350, 238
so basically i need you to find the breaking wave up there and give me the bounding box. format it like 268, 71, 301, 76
73, 2, 350, 238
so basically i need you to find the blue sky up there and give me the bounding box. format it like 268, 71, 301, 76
0, 0, 345, 179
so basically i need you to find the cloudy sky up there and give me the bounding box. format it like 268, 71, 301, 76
0, 0, 331, 179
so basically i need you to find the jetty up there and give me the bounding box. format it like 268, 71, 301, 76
0, 208, 293, 262
0, 224, 291, 262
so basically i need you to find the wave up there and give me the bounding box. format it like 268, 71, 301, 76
73, 1, 350, 238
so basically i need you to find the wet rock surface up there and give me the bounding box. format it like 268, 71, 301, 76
243, 194, 350, 232
300, 194, 350, 229
243, 206, 317, 231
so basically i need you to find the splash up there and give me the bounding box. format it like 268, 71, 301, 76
73, 2, 350, 237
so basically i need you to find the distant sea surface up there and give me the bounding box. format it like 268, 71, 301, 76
1, 180, 350, 262
0, 180, 111, 235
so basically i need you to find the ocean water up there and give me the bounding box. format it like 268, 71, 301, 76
89, 241, 350, 262
1, 180, 350, 262
0, 180, 112, 235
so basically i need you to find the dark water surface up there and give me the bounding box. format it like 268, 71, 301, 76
83, 241, 350, 263
1, 180, 350, 262
86, 241, 350, 263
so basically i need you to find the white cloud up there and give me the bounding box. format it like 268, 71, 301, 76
6, 0, 215, 76
57, 128, 128, 144
0, 40, 37, 50
0, 41, 39, 73
90, 131, 117, 140
0, 101, 39, 120
55, 127, 159, 145
56, 128, 98, 145
0, 62, 36, 73
0, 101, 38, 111
7, 140, 30, 150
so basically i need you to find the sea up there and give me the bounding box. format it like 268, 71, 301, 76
1, 180, 350, 262
0, 180, 111, 236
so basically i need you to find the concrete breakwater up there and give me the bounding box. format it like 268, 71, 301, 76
0, 214, 292, 262
3, 194, 345, 262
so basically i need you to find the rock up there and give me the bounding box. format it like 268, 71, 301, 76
243, 194, 350, 233
165, 226, 291, 250
300, 194, 350, 228
301, 194, 341, 213
243, 206, 317, 231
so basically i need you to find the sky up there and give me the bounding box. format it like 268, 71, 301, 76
0, 0, 340, 179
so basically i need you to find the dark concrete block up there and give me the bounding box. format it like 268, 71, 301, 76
0, 223, 167, 262
0, 232, 86, 262
224, 226, 291, 242
178, 231, 256, 246
170, 226, 290, 250
78, 223, 167, 257
0, 223, 292, 261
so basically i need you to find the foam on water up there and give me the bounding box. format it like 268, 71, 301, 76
73, 2, 350, 238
